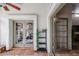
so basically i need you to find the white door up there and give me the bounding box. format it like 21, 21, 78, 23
14, 20, 33, 47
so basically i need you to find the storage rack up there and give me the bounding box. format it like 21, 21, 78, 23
37, 29, 47, 51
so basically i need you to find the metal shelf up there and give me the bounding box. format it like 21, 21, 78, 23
38, 37, 46, 38
38, 42, 46, 44
37, 29, 47, 51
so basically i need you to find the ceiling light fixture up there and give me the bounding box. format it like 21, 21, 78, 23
72, 14, 79, 17
0, 3, 21, 11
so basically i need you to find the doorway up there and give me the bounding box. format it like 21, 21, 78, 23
55, 18, 68, 50
72, 3, 79, 50
14, 20, 33, 48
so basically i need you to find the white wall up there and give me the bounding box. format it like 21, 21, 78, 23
21, 3, 52, 30
0, 3, 52, 50
0, 16, 10, 50
9, 20, 13, 49
2, 3, 52, 30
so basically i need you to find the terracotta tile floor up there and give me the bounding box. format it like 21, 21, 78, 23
1, 48, 79, 56
0, 48, 54, 56
54, 50, 79, 56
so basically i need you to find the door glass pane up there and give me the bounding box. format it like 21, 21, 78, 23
25, 22, 33, 46
16, 23, 23, 44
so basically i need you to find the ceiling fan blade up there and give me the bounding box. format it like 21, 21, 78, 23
3, 5, 9, 11
6, 3, 20, 11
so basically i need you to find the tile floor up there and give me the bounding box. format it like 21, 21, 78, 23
54, 50, 79, 56
1, 48, 79, 56
0, 48, 53, 56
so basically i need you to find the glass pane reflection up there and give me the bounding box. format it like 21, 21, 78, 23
25, 23, 33, 44
16, 23, 23, 44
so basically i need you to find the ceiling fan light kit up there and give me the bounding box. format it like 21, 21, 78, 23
3, 5, 9, 11
0, 3, 21, 11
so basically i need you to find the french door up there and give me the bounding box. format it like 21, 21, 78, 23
55, 18, 68, 50
14, 20, 33, 47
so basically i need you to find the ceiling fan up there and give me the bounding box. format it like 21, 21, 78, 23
0, 3, 21, 11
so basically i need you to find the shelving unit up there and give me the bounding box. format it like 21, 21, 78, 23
37, 29, 47, 51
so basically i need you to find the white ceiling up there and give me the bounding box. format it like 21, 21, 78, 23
0, 3, 52, 30
0, 3, 52, 14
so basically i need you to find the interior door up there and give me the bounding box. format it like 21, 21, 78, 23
14, 20, 33, 47
55, 18, 68, 50
24, 22, 33, 47
14, 21, 24, 47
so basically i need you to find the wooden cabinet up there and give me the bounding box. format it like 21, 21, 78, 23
0, 46, 6, 53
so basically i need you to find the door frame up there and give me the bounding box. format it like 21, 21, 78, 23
47, 3, 66, 53
8, 14, 37, 51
